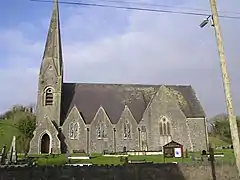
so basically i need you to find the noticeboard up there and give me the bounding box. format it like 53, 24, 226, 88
163, 141, 183, 158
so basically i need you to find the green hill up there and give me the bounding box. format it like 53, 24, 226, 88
0, 119, 22, 149
208, 135, 230, 148
0, 106, 36, 152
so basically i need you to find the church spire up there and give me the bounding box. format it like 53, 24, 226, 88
41, 0, 63, 76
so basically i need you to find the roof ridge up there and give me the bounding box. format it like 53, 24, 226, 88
63, 82, 192, 87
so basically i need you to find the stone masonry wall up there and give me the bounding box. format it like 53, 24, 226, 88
115, 106, 139, 152
143, 86, 192, 151
31, 85, 207, 154
187, 118, 208, 152
61, 107, 86, 154
0, 163, 238, 180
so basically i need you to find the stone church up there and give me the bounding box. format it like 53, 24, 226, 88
29, 0, 208, 154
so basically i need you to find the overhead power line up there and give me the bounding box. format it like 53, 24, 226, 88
85, 0, 240, 15
30, 0, 240, 20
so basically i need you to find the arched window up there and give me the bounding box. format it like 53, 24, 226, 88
45, 88, 53, 106
163, 123, 167, 135
159, 123, 163, 135
69, 122, 79, 140
159, 117, 171, 136
123, 121, 131, 139
166, 122, 170, 135
97, 123, 101, 138
69, 123, 74, 139
73, 123, 79, 139
97, 120, 106, 139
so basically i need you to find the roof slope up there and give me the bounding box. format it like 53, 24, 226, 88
61, 83, 205, 124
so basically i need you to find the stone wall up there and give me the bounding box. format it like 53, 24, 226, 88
187, 118, 208, 152
30, 84, 207, 154
0, 163, 238, 180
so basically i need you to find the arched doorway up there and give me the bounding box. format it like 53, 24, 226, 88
41, 134, 50, 154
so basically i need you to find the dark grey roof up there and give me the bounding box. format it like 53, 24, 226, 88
61, 83, 205, 125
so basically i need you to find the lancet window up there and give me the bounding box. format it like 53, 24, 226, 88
69, 122, 79, 140
159, 117, 171, 136
97, 120, 106, 139
123, 121, 131, 139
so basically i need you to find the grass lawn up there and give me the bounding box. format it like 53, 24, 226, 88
208, 136, 230, 148
0, 110, 31, 150
17, 149, 235, 166
0, 119, 22, 151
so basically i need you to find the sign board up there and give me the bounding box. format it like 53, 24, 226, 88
164, 148, 174, 158
163, 141, 183, 159
174, 148, 182, 158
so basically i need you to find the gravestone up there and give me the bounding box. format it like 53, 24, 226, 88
7, 136, 17, 164
0, 145, 7, 165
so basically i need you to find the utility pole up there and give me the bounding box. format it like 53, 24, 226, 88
209, 0, 240, 176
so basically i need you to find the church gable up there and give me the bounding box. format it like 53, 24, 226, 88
62, 106, 86, 136
144, 85, 193, 151
61, 106, 86, 153
90, 106, 113, 137
89, 106, 114, 153
116, 105, 138, 137
29, 116, 61, 154
115, 105, 139, 151
62, 105, 85, 133
35, 116, 59, 135
165, 85, 205, 118
141, 85, 186, 124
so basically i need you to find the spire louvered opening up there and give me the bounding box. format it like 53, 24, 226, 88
45, 88, 54, 106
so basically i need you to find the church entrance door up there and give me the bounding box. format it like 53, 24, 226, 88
41, 134, 50, 154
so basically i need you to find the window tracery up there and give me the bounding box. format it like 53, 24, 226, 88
97, 120, 106, 139
159, 117, 171, 136
123, 121, 131, 139
69, 122, 79, 140
167, 122, 170, 135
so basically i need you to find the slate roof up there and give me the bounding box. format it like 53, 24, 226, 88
61, 83, 205, 125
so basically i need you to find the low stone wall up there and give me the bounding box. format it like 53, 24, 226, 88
0, 163, 238, 180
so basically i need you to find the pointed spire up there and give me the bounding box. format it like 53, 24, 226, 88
41, 0, 63, 76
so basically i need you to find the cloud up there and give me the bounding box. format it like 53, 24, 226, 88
0, 0, 240, 117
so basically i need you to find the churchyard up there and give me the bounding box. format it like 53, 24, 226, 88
10, 148, 234, 166
0, 128, 236, 167
1, 144, 238, 180
0, 107, 239, 180
0, 127, 238, 179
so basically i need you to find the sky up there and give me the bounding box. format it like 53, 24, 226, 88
0, 0, 240, 118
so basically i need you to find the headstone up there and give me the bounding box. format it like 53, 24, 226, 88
0, 145, 7, 165
66, 150, 70, 163
185, 149, 189, 158
7, 136, 17, 164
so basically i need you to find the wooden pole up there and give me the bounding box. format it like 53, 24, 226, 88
209, 144, 216, 180
209, 0, 240, 177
